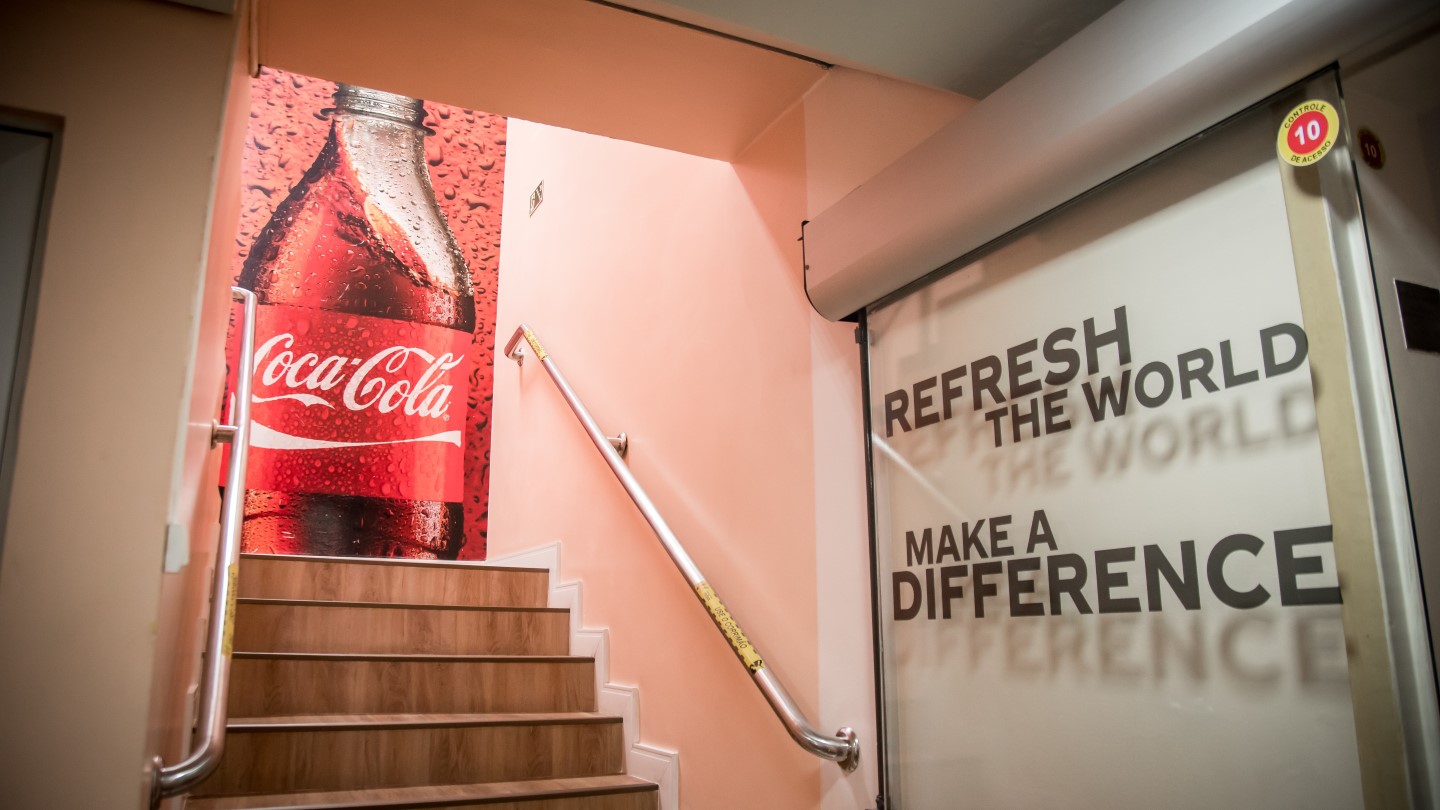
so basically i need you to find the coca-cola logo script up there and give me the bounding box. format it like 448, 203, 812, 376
251, 332, 463, 449
228, 303, 472, 502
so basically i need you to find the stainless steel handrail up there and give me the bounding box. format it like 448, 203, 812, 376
504, 323, 860, 772
151, 286, 258, 805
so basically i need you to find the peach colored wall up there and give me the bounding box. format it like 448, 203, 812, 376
802, 67, 975, 219
489, 68, 970, 808
0, 1, 240, 807
488, 113, 822, 807
800, 67, 973, 810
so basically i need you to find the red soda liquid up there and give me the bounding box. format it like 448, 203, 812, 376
235, 92, 474, 559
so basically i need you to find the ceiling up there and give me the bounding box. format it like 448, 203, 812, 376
254, 0, 1125, 161
603, 0, 1125, 98
256, 0, 826, 161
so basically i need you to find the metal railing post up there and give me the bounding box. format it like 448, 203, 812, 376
150, 286, 258, 805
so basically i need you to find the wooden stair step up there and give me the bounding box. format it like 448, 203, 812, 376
233, 599, 570, 655
185, 775, 659, 809
238, 554, 549, 608
196, 713, 626, 797
230, 653, 597, 716
226, 711, 622, 729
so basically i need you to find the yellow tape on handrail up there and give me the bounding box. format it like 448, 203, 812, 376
221, 563, 238, 658
696, 581, 765, 672
522, 326, 548, 362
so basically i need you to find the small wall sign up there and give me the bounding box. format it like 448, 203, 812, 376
1357, 127, 1386, 170
1277, 99, 1340, 166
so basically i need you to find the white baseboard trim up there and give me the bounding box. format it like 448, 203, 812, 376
490, 542, 679, 810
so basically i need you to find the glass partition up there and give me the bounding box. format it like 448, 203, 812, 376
863, 72, 1376, 808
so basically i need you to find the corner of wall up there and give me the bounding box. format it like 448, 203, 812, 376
802, 66, 974, 219
490, 542, 681, 810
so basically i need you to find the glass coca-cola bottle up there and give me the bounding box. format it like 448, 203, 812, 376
232, 84, 474, 559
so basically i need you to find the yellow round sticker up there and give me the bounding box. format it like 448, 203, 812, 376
1277, 100, 1340, 166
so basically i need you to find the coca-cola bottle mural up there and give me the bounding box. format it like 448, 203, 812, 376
228, 72, 504, 560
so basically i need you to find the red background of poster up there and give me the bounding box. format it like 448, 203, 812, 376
234, 67, 505, 559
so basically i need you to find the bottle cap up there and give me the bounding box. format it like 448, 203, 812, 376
330, 85, 432, 132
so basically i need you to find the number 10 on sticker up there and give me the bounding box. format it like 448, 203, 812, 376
1277, 100, 1340, 166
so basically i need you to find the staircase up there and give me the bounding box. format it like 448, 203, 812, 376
185, 553, 660, 809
